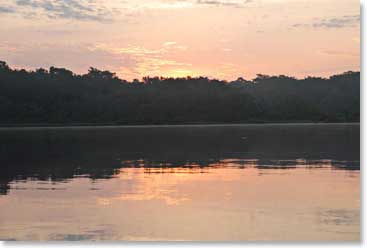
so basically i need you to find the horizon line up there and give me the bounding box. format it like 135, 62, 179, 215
0, 60, 360, 82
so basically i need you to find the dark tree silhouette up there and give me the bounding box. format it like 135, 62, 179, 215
0, 60, 360, 125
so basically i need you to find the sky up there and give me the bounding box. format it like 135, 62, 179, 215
0, 0, 360, 80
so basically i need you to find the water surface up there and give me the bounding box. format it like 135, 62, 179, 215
0, 123, 360, 241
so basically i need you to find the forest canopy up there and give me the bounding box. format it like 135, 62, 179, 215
0, 61, 360, 125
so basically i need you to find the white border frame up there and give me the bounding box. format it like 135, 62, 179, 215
0, 0, 364, 247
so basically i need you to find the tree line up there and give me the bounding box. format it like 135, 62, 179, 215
0, 61, 360, 125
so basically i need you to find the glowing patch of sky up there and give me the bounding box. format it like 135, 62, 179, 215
0, 0, 360, 80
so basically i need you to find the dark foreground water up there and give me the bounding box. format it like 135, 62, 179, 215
0, 123, 360, 241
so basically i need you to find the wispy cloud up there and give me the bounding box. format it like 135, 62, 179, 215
89, 42, 192, 78
122, 0, 253, 10
3, 0, 254, 21
0, 6, 15, 13
0, 41, 134, 75
196, 0, 252, 7
13, 0, 115, 22
293, 15, 360, 29
318, 50, 359, 58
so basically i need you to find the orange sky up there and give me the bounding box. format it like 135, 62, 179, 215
0, 0, 360, 80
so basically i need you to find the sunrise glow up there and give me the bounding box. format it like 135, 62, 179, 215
0, 0, 360, 80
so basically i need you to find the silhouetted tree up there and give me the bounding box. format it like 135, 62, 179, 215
0, 60, 360, 125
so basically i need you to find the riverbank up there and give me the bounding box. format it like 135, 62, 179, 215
0, 121, 359, 129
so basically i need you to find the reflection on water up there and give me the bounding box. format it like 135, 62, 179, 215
0, 124, 360, 241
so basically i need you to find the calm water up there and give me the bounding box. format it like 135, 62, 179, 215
0, 123, 360, 241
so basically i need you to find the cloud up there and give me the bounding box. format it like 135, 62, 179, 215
4, 0, 254, 20
312, 15, 360, 28
14, 0, 114, 22
89, 42, 192, 79
196, 0, 253, 7
0, 42, 135, 75
163, 41, 177, 46
293, 15, 360, 29
0, 6, 15, 13
135, 0, 253, 9
318, 50, 359, 58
